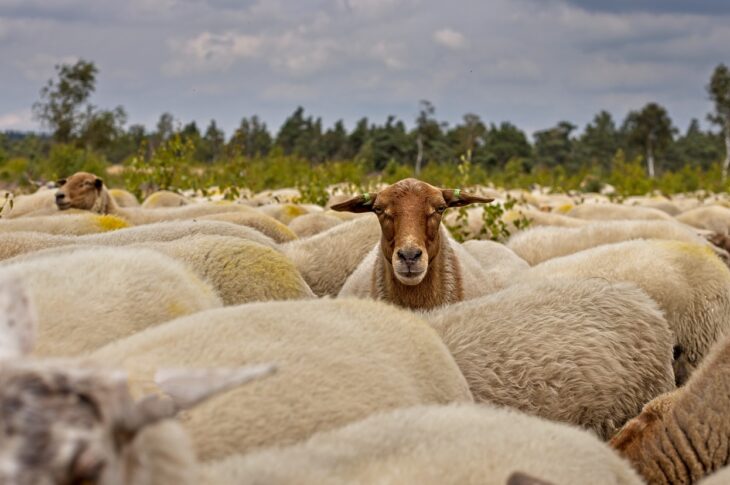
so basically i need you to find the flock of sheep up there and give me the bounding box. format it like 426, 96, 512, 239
2, 171, 730, 484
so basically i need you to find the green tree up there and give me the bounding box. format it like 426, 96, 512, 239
321, 120, 352, 160
32, 59, 98, 144
533, 121, 576, 169
623, 103, 676, 178
575, 111, 620, 171
708, 64, 730, 180
667, 119, 722, 171
446, 113, 488, 163
483, 122, 532, 169
199, 119, 225, 162
229, 116, 272, 158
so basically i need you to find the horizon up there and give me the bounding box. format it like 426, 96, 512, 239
2, 0, 729, 136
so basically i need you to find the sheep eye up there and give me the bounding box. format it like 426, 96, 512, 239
373, 206, 384, 215
436, 206, 447, 213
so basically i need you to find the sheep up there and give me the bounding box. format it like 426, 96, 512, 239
256, 202, 312, 224
252, 187, 301, 205
516, 239, 730, 384
333, 178, 494, 309
507, 220, 723, 266
282, 215, 382, 296
0, 278, 274, 485
201, 403, 642, 485
461, 239, 529, 293
676, 205, 730, 233
0, 247, 222, 357
624, 196, 681, 216
568, 203, 673, 221
610, 333, 730, 484
424, 278, 675, 439
141, 190, 190, 208
6, 236, 314, 305
89, 298, 474, 461
698, 467, 730, 485
0, 212, 130, 235
287, 212, 343, 238
0, 187, 57, 218
503, 206, 590, 230
199, 211, 298, 243
0, 220, 278, 261
109, 188, 140, 207
54, 171, 255, 224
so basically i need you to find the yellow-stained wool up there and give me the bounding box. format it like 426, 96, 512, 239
0, 213, 130, 236
142, 190, 191, 208
108, 188, 140, 207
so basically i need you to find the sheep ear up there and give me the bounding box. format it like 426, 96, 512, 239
56, 178, 67, 187
94, 178, 104, 190
442, 189, 493, 208
330, 193, 378, 213
506, 471, 555, 485
119, 364, 277, 436
0, 275, 37, 359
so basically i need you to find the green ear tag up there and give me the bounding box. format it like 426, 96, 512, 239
362, 192, 372, 205
453, 189, 461, 201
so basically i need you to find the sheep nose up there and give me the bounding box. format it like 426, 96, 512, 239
55, 192, 65, 201
397, 248, 423, 263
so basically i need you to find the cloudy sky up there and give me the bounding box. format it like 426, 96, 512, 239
1, 0, 729, 137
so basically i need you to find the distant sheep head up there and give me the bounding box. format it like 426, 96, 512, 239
331, 178, 492, 286
55, 172, 107, 213
0, 276, 276, 484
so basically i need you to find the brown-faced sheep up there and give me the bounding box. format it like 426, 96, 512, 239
610, 333, 730, 484
201, 403, 642, 485
0, 247, 221, 357
89, 298, 473, 461
516, 239, 730, 384
424, 278, 675, 439
333, 178, 494, 310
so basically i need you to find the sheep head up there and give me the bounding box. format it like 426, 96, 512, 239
332, 178, 492, 285
55, 172, 106, 212
0, 275, 276, 484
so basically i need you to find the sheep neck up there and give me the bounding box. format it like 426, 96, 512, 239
372, 229, 463, 310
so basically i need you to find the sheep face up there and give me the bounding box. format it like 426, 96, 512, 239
0, 362, 138, 485
331, 178, 492, 285
55, 172, 105, 211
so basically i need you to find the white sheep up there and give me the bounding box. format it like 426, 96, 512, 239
108, 188, 140, 207
698, 467, 730, 485
507, 220, 722, 266
0, 220, 278, 261
461, 239, 529, 293
675, 204, 730, 233
199, 211, 298, 243
610, 333, 730, 484
201, 403, 642, 485
333, 179, 494, 309
141, 190, 190, 208
287, 212, 343, 238
256, 202, 313, 224
6, 236, 314, 305
89, 298, 473, 461
0, 187, 57, 218
0, 212, 130, 235
516, 239, 730, 384
0, 247, 222, 357
0, 277, 273, 485
568, 202, 673, 221
282, 215, 382, 296
424, 278, 675, 439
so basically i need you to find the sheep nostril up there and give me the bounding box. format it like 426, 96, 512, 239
397, 248, 423, 263
55, 193, 65, 201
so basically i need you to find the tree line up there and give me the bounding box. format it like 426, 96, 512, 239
2, 59, 730, 182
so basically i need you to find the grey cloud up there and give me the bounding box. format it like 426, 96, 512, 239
559, 0, 730, 15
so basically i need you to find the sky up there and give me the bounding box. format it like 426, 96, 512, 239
0, 0, 729, 138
